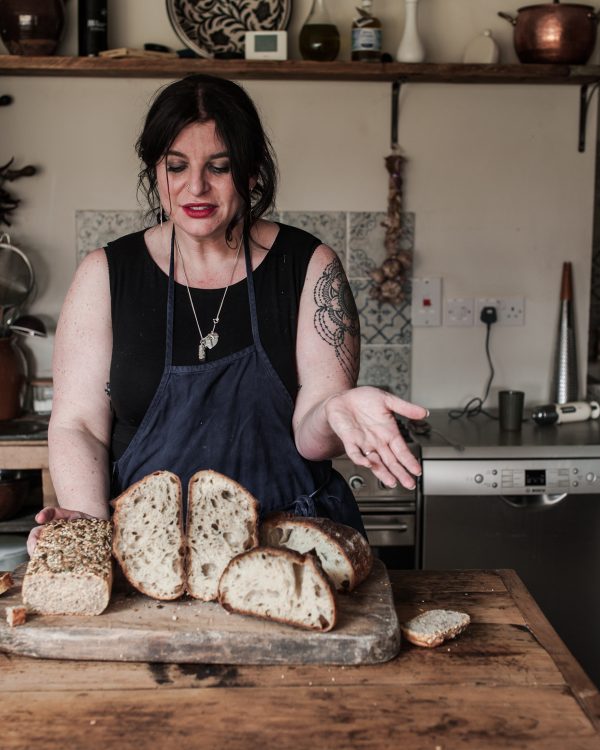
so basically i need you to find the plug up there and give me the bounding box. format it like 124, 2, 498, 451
480, 306, 497, 325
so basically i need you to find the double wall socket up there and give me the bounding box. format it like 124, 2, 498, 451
474, 296, 525, 326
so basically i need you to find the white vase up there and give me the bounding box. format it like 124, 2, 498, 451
396, 0, 425, 63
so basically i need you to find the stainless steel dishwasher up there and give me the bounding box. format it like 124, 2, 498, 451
417, 410, 600, 688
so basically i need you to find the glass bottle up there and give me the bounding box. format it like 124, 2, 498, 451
0, 0, 65, 56
78, 0, 108, 57
352, 0, 382, 62
299, 0, 340, 62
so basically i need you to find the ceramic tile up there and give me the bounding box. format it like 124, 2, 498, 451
76, 210, 145, 263
351, 278, 412, 345
278, 211, 347, 267
358, 346, 411, 399
349, 211, 415, 278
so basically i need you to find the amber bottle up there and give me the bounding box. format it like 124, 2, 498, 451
352, 0, 382, 62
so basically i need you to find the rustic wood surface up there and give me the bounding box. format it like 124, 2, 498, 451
0, 559, 399, 665
1, 568, 598, 750
1, 56, 600, 84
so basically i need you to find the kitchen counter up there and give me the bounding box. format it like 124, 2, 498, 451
2, 569, 599, 749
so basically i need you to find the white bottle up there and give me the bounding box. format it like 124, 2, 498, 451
396, 0, 425, 63
462, 30, 499, 65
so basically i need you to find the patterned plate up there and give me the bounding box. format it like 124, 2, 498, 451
166, 0, 291, 59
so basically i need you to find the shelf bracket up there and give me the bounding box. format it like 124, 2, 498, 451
391, 78, 406, 150
578, 82, 600, 153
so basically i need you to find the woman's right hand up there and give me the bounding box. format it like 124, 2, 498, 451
27, 507, 98, 556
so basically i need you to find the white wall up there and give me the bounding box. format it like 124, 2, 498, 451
1, 0, 597, 409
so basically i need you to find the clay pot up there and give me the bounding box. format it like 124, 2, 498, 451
0, 0, 66, 56
0, 336, 26, 420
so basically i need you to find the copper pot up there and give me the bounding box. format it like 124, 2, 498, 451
499, 3, 600, 64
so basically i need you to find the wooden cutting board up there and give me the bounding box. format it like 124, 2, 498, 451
0, 559, 400, 665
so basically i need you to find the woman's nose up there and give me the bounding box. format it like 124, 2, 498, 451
186, 173, 208, 196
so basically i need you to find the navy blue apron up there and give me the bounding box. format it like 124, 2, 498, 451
112, 228, 365, 535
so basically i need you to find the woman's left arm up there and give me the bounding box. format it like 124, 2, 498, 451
292, 244, 428, 489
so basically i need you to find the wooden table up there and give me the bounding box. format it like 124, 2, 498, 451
2, 569, 599, 749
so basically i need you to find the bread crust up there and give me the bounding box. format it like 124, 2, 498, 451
218, 546, 337, 632
111, 470, 186, 600
0, 571, 14, 596
401, 609, 471, 648
260, 513, 373, 592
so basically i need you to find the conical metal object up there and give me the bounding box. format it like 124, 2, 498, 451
552, 262, 579, 404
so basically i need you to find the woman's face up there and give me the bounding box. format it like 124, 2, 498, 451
156, 120, 242, 243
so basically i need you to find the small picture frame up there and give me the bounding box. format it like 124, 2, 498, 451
244, 31, 288, 60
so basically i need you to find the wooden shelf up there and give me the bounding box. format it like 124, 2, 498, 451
1, 55, 600, 83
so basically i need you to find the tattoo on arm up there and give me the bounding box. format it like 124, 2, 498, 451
313, 256, 360, 384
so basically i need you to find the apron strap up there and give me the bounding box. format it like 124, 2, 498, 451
243, 229, 263, 351
165, 226, 176, 368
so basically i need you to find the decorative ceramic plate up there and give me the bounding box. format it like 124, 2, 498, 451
166, 0, 291, 59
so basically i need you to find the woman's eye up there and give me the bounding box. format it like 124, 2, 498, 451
166, 163, 186, 173
209, 163, 230, 175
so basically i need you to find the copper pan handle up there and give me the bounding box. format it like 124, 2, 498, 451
588, 11, 600, 23
497, 11, 516, 25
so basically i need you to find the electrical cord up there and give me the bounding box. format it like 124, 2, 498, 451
448, 306, 498, 420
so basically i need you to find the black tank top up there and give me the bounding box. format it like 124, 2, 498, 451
105, 223, 320, 460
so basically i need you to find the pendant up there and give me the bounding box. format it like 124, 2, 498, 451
198, 332, 219, 361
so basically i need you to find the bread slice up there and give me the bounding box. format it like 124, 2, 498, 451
260, 514, 373, 592
22, 518, 112, 615
111, 470, 185, 600
218, 547, 337, 631
0, 571, 13, 596
186, 470, 259, 601
401, 609, 471, 648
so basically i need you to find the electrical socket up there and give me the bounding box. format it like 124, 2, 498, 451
412, 277, 442, 327
475, 296, 525, 326
444, 297, 474, 326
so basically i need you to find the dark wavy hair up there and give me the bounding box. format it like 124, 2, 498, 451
136, 74, 277, 240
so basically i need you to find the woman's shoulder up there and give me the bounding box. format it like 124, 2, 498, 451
269, 221, 322, 255
104, 228, 149, 254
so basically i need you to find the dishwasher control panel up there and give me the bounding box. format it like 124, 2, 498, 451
422, 458, 600, 495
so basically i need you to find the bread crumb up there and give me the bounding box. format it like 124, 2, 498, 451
6, 606, 26, 627
172, 615, 178, 621
90, 720, 96, 726
0, 571, 14, 596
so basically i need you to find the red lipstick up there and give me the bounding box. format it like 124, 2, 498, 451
182, 204, 217, 219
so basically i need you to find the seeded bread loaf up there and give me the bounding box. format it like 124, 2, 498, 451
218, 547, 337, 631
401, 609, 471, 648
186, 470, 259, 601
22, 518, 113, 616
111, 470, 186, 600
260, 513, 373, 592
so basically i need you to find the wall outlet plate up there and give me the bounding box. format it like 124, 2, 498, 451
412, 277, 442, 327
475, 296, 525, 326
444, 297, 474, 326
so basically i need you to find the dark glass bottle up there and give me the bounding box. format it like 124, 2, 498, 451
352, 0, 382, 62
78, 0, 107, 57
299, 0, 340, 62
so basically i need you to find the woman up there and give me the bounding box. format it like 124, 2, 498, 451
28, 74, 427, 553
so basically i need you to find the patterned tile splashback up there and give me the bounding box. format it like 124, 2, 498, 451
75, 209, 415, 398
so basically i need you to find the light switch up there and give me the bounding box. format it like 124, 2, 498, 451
412, 277, 442, 327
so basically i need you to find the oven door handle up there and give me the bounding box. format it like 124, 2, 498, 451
500, 493, 568, 508
363, 522, 410, 532
358, 505, 415, 513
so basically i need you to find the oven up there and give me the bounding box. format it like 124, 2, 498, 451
333, 451, 419, 570
418, 410, 600, 689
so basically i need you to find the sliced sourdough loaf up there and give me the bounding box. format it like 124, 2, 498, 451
22, 518, 112, 615
218, 547, 337, 631
260, 513, 373, 592
401, 609, 471, 648
186, 470, 259, 601
111, 470, 186, 600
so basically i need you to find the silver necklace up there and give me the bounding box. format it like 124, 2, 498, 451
174, 232, 243, 361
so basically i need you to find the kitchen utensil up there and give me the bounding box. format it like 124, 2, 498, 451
552, 262, 579, 403
10, 314, 47, 337
498, 2, 600, 65
531, 400, 600, 425
166, 0, 292, 60
498, 390, 525, 431
0, 234, 34, 332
